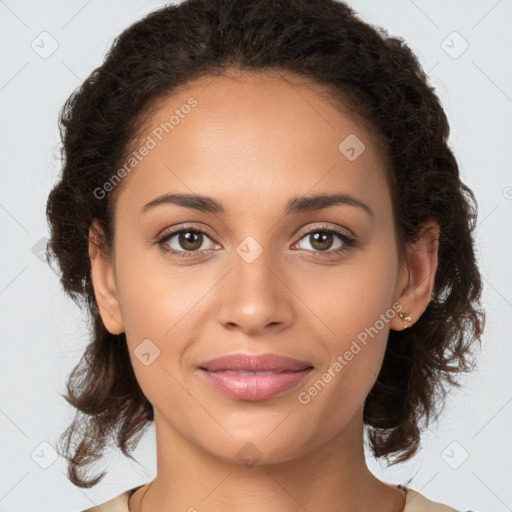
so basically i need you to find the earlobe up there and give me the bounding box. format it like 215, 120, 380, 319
88, 220, 125, 335
391, 220, 440, 331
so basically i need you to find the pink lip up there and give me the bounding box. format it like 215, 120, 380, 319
198, 353, 314, 401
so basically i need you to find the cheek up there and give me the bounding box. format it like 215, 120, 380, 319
112, 242, 221, 396
113, 236, 203, 339
296, 250, 398, 409
299, 250, 398, 344
296, 300, 393, 444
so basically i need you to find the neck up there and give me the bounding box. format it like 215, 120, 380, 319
132, 407, 406, 512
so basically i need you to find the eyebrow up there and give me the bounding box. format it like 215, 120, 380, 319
142, 192, 374, 218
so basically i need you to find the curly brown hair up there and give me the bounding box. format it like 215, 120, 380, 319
46, 0, 485, 488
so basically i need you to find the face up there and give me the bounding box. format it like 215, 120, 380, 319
91, 70, 414, 466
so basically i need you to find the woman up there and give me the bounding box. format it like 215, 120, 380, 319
46, 0, 484, 510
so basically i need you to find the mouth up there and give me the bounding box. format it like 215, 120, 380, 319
198, 353, 314, 401
199, 352, 313, 372
205, 369, 298, 375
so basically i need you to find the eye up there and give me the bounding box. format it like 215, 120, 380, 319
156, 226, 219, 258
293, 225, 356, 256
155, 223, 357, 259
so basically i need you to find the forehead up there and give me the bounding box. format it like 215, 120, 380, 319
114, 70, 391, 219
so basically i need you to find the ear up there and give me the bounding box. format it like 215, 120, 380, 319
88, 219, 124, 335
390, 220, 440, 331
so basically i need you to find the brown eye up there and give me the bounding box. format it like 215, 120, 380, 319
156, 226, 220, 258
293, 226, 356, 257
309, 232, 334, 251
178, 231, 204, 251
297, 229, 344, 252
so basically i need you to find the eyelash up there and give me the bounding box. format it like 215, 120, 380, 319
155, 224, 357, 259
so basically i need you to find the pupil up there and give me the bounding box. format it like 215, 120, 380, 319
180, 231, 202, 250
312, 232, 332, 251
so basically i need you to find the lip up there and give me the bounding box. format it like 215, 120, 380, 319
199, 353, 313, 372
198, 353, 314, 401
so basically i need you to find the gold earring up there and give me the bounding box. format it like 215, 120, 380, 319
398, 312, 412, 329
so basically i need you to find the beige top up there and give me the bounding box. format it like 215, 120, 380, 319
81, 485, 462, 512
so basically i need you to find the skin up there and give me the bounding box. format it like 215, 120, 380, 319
89, 70, 439, 512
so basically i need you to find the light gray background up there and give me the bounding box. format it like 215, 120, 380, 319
0, 1, 511, 511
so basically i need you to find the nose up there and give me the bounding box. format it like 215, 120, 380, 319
216, 245, 295, 336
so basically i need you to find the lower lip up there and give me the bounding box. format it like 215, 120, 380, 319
198, 368, 313, 401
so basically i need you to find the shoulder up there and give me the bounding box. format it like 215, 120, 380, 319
79, 485, 475, 512
80, 485, 143, 512
404, 488, 470, 512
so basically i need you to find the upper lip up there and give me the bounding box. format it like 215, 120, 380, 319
199, 353, 313, 372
